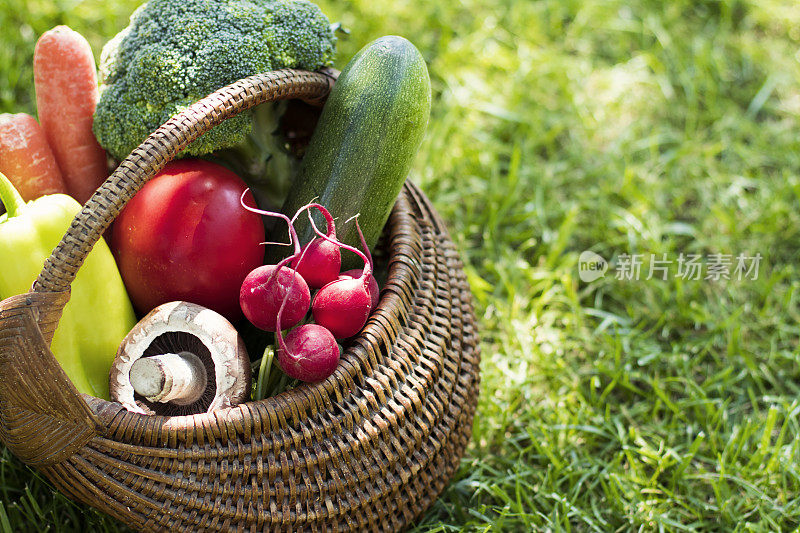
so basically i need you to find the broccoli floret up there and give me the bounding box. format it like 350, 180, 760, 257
93, 0, 336, 161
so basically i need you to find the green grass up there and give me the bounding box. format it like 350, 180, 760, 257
2, 0, 800, 531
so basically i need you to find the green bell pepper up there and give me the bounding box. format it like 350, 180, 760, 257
0, 171, 136, 399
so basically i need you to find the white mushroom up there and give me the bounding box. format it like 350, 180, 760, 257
110, 301, 251, 416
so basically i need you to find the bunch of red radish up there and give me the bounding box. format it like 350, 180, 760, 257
239, 196, 380, 383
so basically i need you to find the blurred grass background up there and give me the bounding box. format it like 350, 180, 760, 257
2, 0, 800, 530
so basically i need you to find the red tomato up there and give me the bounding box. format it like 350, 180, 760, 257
112, 159, 265, 320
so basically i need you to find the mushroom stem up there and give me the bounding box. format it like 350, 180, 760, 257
129, 352, 208, 406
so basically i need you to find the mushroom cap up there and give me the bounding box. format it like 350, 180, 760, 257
110, 301, 251, 416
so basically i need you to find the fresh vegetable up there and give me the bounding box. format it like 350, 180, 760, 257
275, 269, 339, 382
290, 204, 341, 289
337, 213, 380, 310
277, 323, 339, 382
312, 276, 372, 339
111, 159, 265, 320
308, 219, 374, 339
0, 113, 66, 201
239, 199, 378, 382
242, 200, 375, 341
293, 237, 341, 289
34, 26, 108, 204
240, 265, 311, 332
239, 194, 313, 332
279, 35, 431, 269
339, 269, 380, 311
0, 172, 136, 399
110, 301, 251, 416
93, 0, 337, 162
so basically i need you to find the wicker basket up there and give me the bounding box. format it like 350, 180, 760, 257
0, 69, 480, 532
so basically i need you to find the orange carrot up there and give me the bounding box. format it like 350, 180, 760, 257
34, 25, 108, 205
0, 113, 67, 202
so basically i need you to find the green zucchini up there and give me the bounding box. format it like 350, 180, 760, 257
279, 35, 432, 269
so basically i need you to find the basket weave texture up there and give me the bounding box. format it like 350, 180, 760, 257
0, 69, 480, 532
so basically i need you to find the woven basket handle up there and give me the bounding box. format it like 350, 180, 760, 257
32, 68, 335, 301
